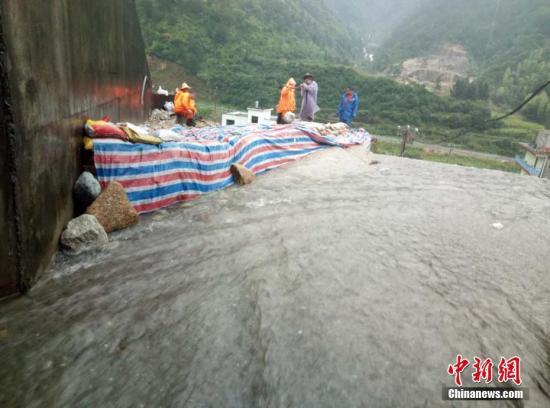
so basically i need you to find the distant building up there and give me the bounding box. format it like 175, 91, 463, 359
222, 103, 275, 126
516, 130, 550, 178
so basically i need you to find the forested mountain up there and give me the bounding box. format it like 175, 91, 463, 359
324, 0, 550, 125
377, 0, 549, 77
137, 0, 359, 76
136, 0, 547, 155
378, 0, 550, 125
137, 0, 367, 110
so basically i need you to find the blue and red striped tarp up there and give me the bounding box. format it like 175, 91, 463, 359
93, 124, 371, 213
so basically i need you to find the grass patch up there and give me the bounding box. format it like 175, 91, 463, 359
501, 115, 544, 131
374, 140, 520, 173
421, 152, 520, 173
198, 101, 236, 123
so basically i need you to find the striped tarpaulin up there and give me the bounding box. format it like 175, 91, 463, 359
93, 124, 371, 213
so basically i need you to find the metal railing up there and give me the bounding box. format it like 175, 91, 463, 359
515, 155, 542, 176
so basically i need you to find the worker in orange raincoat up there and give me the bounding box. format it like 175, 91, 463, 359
174, 83, 197, 126
276, 78, 297, 124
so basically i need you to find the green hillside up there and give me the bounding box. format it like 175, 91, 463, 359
137, 0, 359, 75
375, 0, 550, 123
136, 0, 545, 157
377, 0, 549, 75
137, 0, 364, 108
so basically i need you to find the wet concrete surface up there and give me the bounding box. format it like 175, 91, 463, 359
1, 149, 549, 407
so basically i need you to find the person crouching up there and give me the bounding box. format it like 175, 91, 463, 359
174, 83, 197, 127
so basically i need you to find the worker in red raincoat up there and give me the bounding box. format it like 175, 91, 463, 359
174, 83, 197, 126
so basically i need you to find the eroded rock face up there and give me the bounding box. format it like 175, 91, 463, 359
86, 182, 139, 233
231, 164, 256, 185
398, 43, 470, 95
60, 214, 108, 252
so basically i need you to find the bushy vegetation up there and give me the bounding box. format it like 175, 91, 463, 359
494, 49, 550, 127
137, 0, 359, 76
451, 79, 489, 101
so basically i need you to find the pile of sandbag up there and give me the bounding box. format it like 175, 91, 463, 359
83, 117, 163, 150
149, 108, 173, 123
300, 121, 350, 136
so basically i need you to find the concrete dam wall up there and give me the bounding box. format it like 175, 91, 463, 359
0, 0, 152, 297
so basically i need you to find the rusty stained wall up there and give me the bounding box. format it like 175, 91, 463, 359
0, 0, 152, 296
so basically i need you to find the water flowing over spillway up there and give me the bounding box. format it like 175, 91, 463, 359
1, 149, 549, 407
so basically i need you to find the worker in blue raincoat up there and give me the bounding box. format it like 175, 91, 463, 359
337, 88, 359, 126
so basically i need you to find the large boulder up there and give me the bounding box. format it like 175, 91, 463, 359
60, 214, 108, 252
231, 164, 256, 185
86, 181, 139, 232
74, 172, 101, 207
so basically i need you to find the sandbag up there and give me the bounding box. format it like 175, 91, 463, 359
83, 136, 94, 150
154, 128, 180, 142
283, 112, 295, 124
120, 123, 163, 146
85, 117, 127, 140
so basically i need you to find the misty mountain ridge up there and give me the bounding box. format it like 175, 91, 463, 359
376, 0, 548, 68
325, 0, 549, 125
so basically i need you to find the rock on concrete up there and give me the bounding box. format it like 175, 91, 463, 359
86, 182, 139, 233
231, 164, 256, 185
60, 214, 108, 252
74, 172, 101, 207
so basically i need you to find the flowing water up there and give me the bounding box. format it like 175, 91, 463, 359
1, 149, 549, 407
